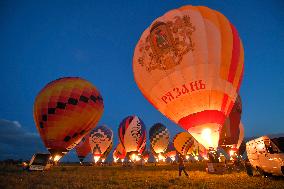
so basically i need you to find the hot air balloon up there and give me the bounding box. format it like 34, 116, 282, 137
149, 123, 170, 156
219, 95, 244, 156
113, 143, 126, 162
89, 125, 113, 163
34, 77, 104, 161
133, 5, 244, 150
118, 115, 147, 157
101, 141, 113, 163
173, 132, 195, 156
75, 136, 91, 163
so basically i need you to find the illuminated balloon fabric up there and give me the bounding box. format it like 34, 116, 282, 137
101, 141, 113, 160
165, 142, 176, 159
142, 150, 150, 161
236, 122, 244, 149
118, 115, 147, 154
149, 123, 170, 154
75, 136, 91, 162
219, 95, 242, 148
33, 77, 104, 157
113, 143, 126, 160
89, 125, 113, 159
133, 5, 244, 149
173, 132, 194, 155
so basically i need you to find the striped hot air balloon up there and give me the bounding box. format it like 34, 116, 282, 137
219, 95, 244, 156
219, 95, 243, 147
89, 125, 113, 163
33, 77, 104, 161
118, 115, 146, 155
133, 5, 244, 150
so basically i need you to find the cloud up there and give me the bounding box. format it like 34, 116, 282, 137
0, 119, 46, 160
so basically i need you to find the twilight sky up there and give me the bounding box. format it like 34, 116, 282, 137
0, 0, 283, 160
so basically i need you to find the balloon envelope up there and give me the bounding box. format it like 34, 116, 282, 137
133, 5, 244, 149
75, 136, 91, 163
33, 77, 104, 159
118, 115, 146, 154
219, 95, 243, 149
173, 132, 195, 156
149, 123, 170, 154
113, 143, 126, 160
89, 125, 113, 162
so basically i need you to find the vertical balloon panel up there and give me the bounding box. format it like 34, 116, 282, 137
133, 5, 244, 149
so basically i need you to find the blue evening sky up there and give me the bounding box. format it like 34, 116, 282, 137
0, 0, 283, 159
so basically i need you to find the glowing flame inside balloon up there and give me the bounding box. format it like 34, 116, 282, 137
201, 128, 212, 146
53, 155, 62, 162
229, 149, 236, 157
94, 156, 100, 163
186, 155, 190, 160
158, 153, 165, 162
121, 159, 124, 162
170, 156, 175, 161
101, 159, 105, 163
130, 154, 137, 162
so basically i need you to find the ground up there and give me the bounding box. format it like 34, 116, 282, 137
0, 163, 283, 189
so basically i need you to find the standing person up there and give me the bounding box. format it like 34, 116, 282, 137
178, 153, 189, 177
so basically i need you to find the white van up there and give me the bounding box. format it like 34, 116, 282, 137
28, 153, 53, 171
246, 135, 284, 176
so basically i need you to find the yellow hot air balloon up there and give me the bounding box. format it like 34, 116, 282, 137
33, 77, 104, 161
173, 132, 194, 156
133, 5, 244, 149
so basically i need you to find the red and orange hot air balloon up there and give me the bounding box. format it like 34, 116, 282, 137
219, 95, 244, 155
33, 77, 104, 161
75, 136, 91, 163
133, 5, 244, 149
113, 143, 126, 162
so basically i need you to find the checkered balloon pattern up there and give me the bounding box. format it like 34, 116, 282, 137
149, 123, 170, 154
34, 77, 104, 157
173, 132, 194, 155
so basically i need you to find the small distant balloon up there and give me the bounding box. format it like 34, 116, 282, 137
118, 115, 146, 155
89, 125, 113, 163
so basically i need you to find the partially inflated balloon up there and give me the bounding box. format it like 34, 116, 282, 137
118, 115, 146, 154
133, 5, 244, 149
149, 123, 170, 154
75, 136, 91, 163
34, 77, 104, 160
219, 95, 243, 150
113, 143, 126, 160
89, 125, 113, 163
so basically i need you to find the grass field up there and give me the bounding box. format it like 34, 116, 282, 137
0, 163, 283, 189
